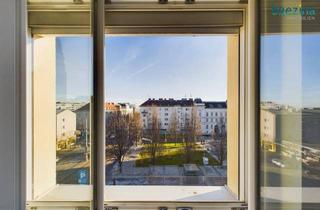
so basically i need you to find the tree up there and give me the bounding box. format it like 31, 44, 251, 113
182, 106, 202, 163
106, 112, 132, 173
146, 106, 161, 165
211, 117, 227, 166
129, 112, 142, 146
168, 109, 179, 142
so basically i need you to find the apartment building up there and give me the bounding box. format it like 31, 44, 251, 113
261, 108, 320, 146
75, 103, 90, 133
105, 102, 134, 116
56, 109, 76, 141
140, 98, 227, 135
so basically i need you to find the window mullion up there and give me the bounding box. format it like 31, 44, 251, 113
92, 0, 106, 209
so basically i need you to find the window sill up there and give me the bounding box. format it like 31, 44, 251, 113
35, 185, 238, 202
261, 187, 320, 203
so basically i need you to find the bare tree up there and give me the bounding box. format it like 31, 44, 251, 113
106, 112, 132, 173
183, 106, 202, 163
146, 106, 161, 165
129, 112, 142, 146
211, 117, 227, 166
168, 109, 179, 142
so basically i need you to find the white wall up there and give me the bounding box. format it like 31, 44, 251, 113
0, 0, 23, 209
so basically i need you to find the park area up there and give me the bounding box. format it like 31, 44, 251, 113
103, 142, 227, 186
136, 142, 219, 167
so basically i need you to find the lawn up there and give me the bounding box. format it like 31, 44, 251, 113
136, 142, 219, 167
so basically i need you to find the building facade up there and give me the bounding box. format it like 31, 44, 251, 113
260, 108, 320, 146
140, 98, 227, 135
118, 103, 135, 115
75, 103, 91, 133
260, 109, 276, 143
56, 109, 76, 140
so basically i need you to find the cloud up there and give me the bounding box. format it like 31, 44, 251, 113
125, 62, 158, 80
125, 47, 140, 63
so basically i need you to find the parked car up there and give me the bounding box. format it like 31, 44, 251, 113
271, 158, 285, 168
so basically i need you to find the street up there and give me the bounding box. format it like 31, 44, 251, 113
261, 149, 320, 187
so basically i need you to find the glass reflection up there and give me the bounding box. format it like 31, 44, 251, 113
260, 0, 320, 208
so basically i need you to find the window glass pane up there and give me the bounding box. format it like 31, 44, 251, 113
104, 35, 238, 195
30, 35, 93, 207
260, 0, 320, 209
27, 1, 93, 209
55, 37, 92, 185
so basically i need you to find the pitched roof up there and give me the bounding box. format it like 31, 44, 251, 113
56, 109, 66, 114
75, 103, 90, 112
140, 98, 227, 108
56, 109, 75, 115
204, 101, 227, 109
140, 98, 194, 107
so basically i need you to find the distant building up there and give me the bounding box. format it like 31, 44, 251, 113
260, 108, 320, 147
56, 101, 86, 111
75, 103, 91, 133
56, 109, 76, 140
139, 98, 227, 135
105, 102, 135, 118
194, 98, 227, 135
118, 103, 135, 115
260, 109, 276, 143
105, 102, 120, 113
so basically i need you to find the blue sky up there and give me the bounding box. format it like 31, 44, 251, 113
56, 34, 320, 107
56, 37, 92, 102
57, 36, 227, 105
261, 34, 320, 108
105, 36, 227, 105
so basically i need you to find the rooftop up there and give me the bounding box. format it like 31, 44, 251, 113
140, 98, 227, 108
74, 103, 90, 112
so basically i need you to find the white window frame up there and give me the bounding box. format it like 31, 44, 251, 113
21, 1, 260, 210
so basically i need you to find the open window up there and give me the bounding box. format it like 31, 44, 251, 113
104, 33, 240, 203
26, 1, 248, 209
